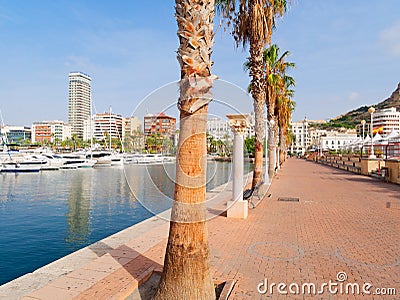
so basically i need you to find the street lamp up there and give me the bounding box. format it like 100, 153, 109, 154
368, 107, 376, 158
361, 119, 366, 156
361, 119, 366, 139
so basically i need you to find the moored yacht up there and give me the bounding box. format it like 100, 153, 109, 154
59, 153, 96, 169
1, 155, 46, 172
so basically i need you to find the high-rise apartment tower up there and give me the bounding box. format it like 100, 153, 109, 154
68, 72, 91, 138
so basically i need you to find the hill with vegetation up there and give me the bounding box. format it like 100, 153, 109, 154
316, 82, 400, 129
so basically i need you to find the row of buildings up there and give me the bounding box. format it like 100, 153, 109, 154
0, 72, 174, 148
1, 113, 240, 147
291, 107, 400, 154
4, 70, 399, 154
1, 71, 256, 149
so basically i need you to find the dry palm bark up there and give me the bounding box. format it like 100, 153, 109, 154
153, 0, 216, 299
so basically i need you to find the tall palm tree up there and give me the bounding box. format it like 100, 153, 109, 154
264, 44, 294, 178
216, 0, 288, 189
275, 77, 295, 165
244, 44, 294, 179
153, 0, 216, 299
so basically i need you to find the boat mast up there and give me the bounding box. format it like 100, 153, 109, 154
109, 106, 112, 152
0, 109, 9, 152
90, 93, 93, 160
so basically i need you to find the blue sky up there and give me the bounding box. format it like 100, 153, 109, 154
0, 0, 399, 125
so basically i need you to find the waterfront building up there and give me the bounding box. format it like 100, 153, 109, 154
68, 72, 92, 139
0, 126, 31, 144
321, 132, 357, 151
143, 113, 176, 138
207, 117, 232, 141
31, 121, 71, 144
143, 113, 176, 152
308, 128, 328, 150
372, 107, 400, 136
290, 117, 309, 154
122, 116, 144, 152
123, 116, 142, 136
83, 112, 124, 143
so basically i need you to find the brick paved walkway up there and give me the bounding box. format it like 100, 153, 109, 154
15, 158, 400, 299
209, 158, 400, 299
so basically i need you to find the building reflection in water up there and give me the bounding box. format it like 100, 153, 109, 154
65, 170, 92, 250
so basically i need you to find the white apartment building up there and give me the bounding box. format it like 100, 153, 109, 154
207, 113, 255, 142
308, 128, 328, 149
68, 72, 92, 139
31, 121, 71, 143
373, 107, 400, 136
83, 112, 123, 142
290, 117, 309, 154
321, 132, 357, 151
207, 117, 232, 140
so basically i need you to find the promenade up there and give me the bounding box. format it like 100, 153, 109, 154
5, 158, 400, 299
209, 158, 400, 299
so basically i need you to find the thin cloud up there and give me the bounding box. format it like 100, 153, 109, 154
348, 92, 360, 101
379, 21, 400, 56
64, 55, 93, 69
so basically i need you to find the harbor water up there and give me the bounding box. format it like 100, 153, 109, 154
0, 161, 251, 285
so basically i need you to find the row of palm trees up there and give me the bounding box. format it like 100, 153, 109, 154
207, 133, 231, 156
244, 44, 295, 180
154, 1, 295, 298
218, 0, 296, 188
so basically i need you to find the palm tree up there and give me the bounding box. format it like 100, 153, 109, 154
71, 133, 78, 152
264, 44, 295, 177
153, 1, 216, 299
244, 44, 295, 179
216, 0, 288, 189
275, 78, 295, 165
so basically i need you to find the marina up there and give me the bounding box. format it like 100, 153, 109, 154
0, 146, 177, 172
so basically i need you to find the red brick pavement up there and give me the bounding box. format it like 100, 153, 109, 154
23, 158, 400, 299
209, 158, 400, 299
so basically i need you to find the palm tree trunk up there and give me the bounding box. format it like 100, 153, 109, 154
154, 108, 215, 300
249, 46, 266, 188
268, 119, 276, 179
153, 0, 215, 299
279, 127, 286, 164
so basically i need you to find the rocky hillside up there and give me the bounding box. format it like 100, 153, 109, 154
329, 82, 400, 128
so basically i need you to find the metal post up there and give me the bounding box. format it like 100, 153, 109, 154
368, 107, 376, 158
264, 115, 269, 184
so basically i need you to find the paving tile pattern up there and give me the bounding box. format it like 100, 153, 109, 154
18, 158, 400, 299
209, 159, 400, 299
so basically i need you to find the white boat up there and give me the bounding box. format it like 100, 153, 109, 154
110, 153, 124, 166
36, 154, 66, 171
123, 154, 175, 165
93, 156, 112, 167
60, 153, 96, 169
1, 156, 45, 173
